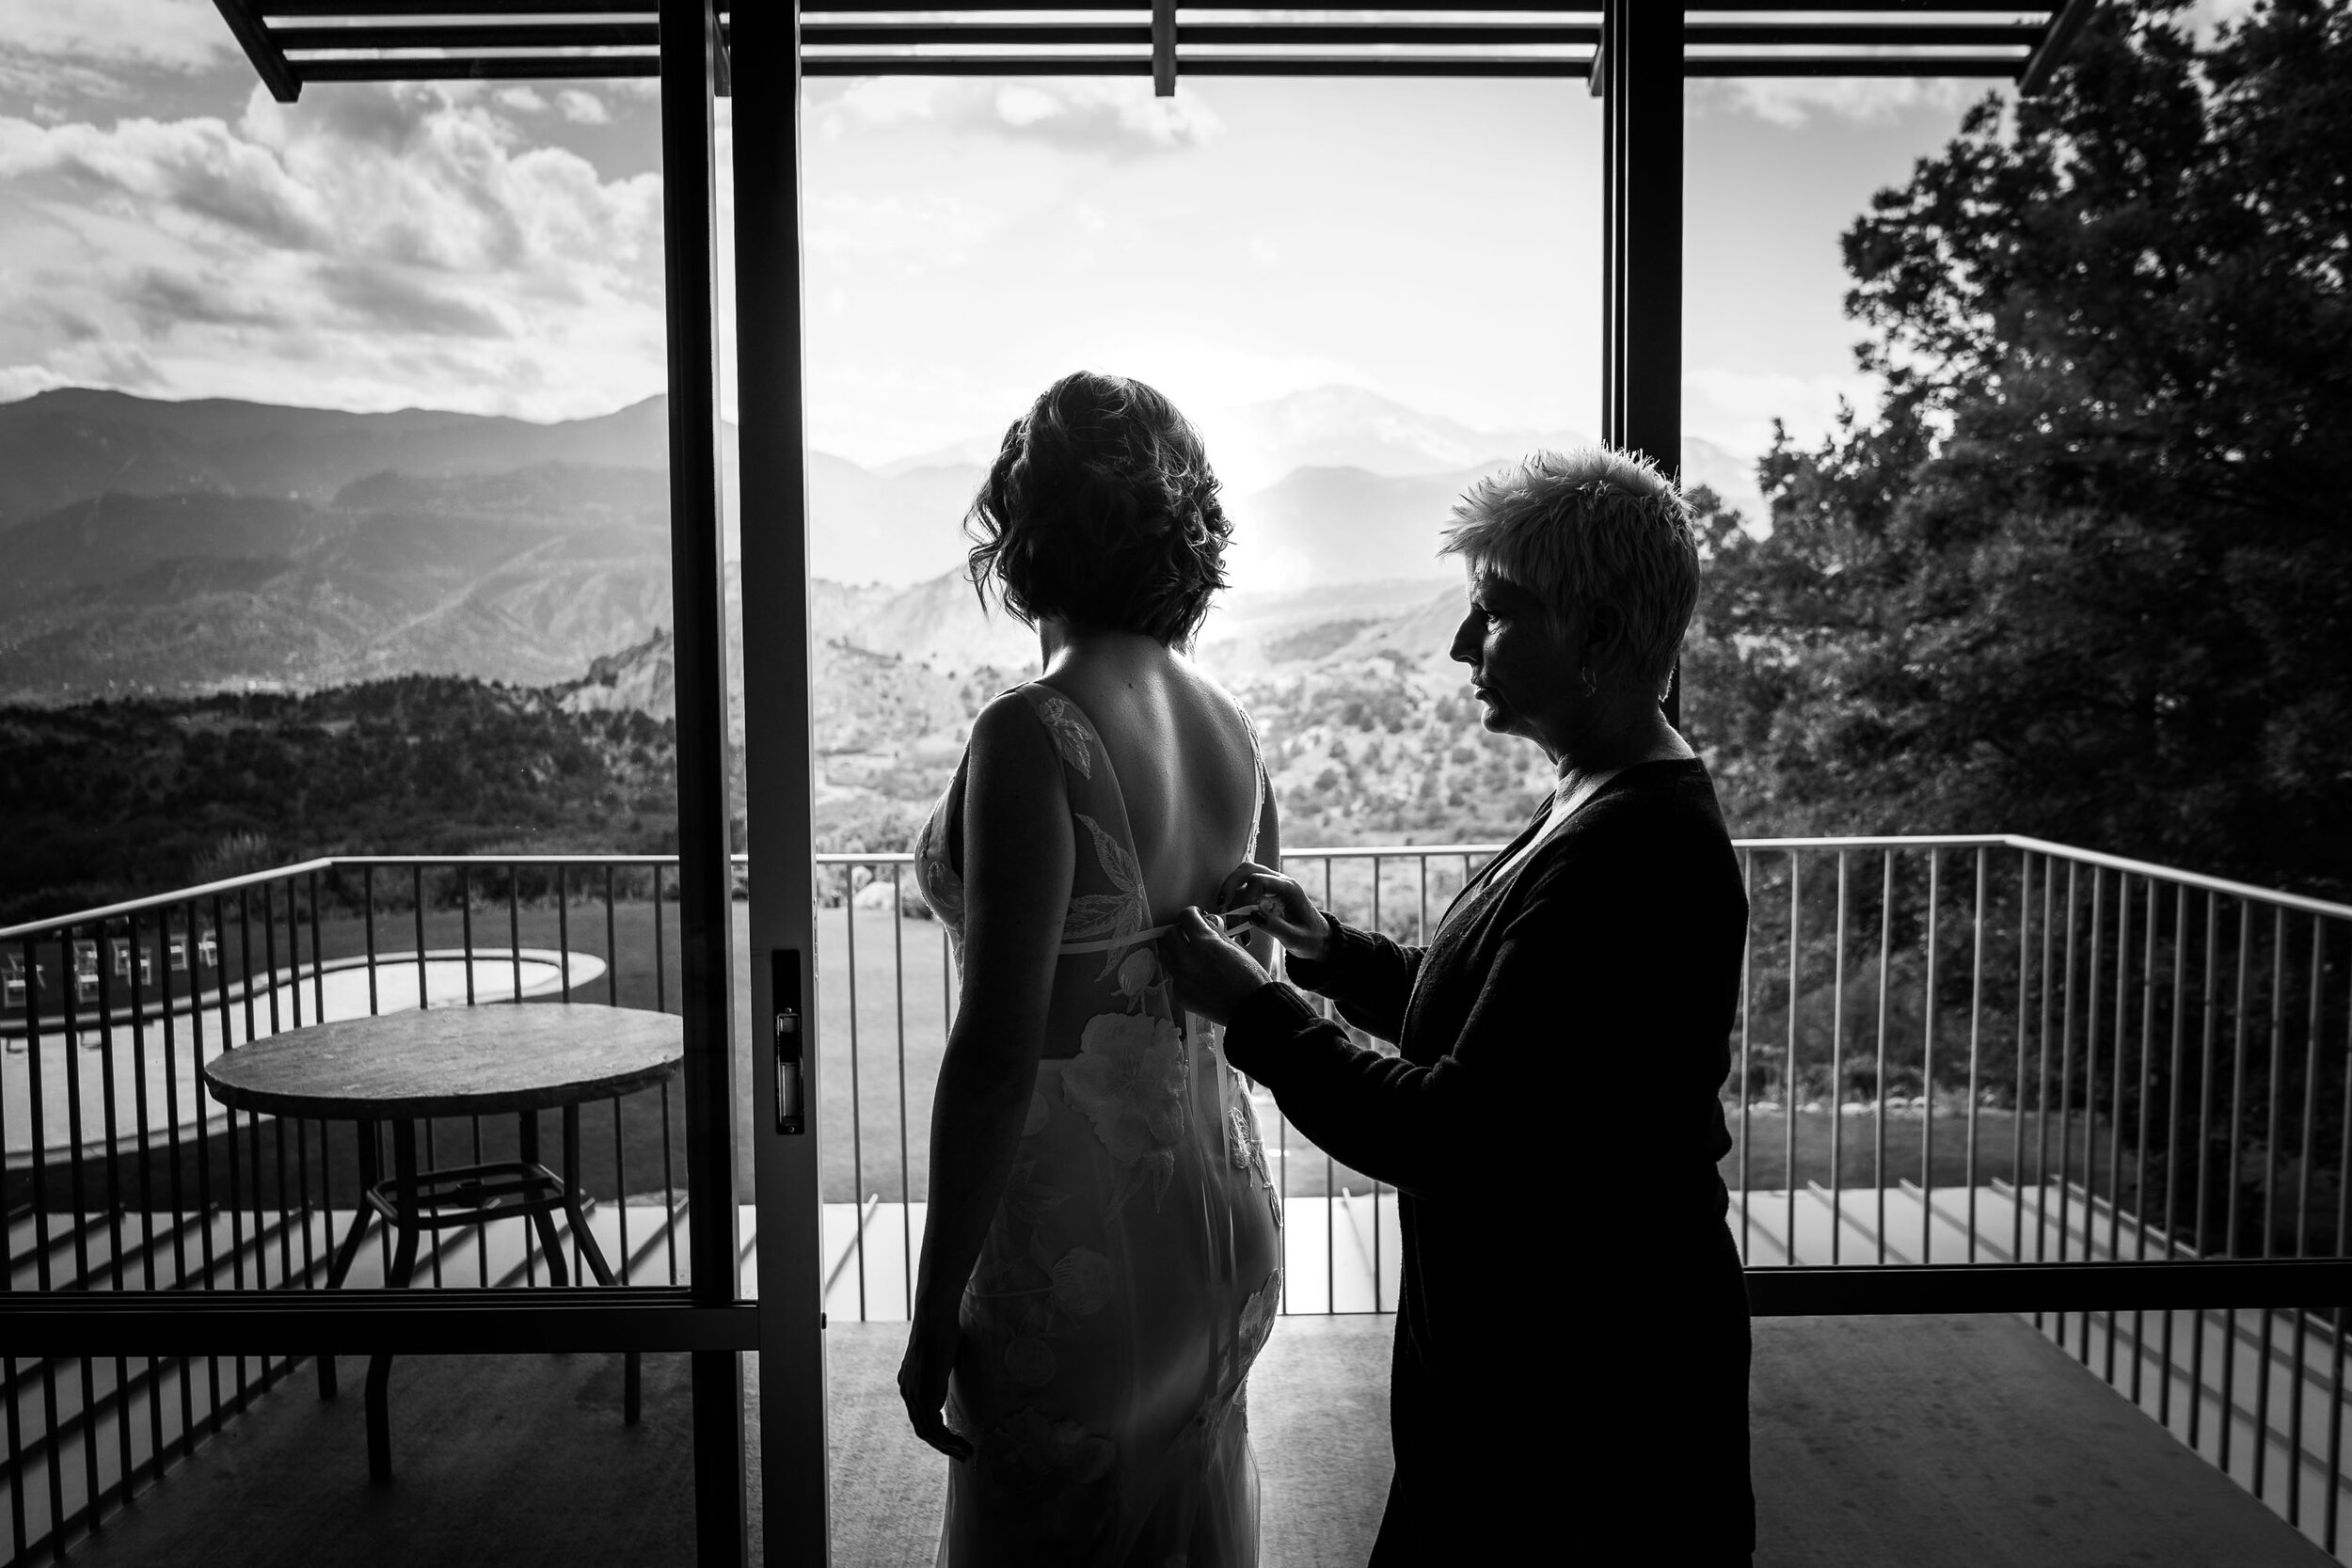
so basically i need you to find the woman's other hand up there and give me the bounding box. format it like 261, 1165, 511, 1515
1160, 907, 1275, 1025
1217, 862, 1333, 964
898, 1307, 973, 1462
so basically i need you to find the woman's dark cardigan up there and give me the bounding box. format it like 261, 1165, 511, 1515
1222, 758, 1755, 1563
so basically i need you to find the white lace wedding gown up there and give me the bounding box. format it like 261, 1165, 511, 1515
914, 681, 1286, 1566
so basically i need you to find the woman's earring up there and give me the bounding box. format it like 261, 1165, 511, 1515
1579, 667, 1597, 698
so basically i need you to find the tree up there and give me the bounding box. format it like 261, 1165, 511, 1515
1686, 0, 2352, 899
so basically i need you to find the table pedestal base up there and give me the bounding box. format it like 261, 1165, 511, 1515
313, 1109, 641, 1481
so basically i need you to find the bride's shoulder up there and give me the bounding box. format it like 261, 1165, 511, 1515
966, 685, 1063, 770
970, 683, 1043, 736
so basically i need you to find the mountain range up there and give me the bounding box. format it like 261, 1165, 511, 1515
0, 383, 1766, 705
0, 382, 1771, 852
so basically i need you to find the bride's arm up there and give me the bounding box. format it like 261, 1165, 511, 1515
901, 696, 1073, 1454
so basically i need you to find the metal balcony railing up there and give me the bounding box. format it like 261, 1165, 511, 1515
3, 834, 2349, 1563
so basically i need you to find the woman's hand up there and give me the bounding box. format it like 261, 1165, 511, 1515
1159, 907, 1275, 1025
1217, 863, 1333, 964
898, 1305, 973, 1462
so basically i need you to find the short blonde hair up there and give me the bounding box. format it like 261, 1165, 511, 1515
1439, 446, 1699, 697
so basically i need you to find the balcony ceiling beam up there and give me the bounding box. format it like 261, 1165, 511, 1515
260, 0, 686, 13
2018, 0, 2101, 96
295, 55, 663, 81
1686, 55, 2026, 76
225, 4, 2074, 95
212, 0, 303, 103
275, 23, 665, 51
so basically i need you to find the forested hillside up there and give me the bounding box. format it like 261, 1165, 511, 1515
0, 679, 676, 924
0, 573, 1550, 923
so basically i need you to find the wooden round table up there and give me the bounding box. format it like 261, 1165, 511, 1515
200, 1002, 684, 1481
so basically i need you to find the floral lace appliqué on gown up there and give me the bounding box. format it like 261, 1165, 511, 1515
914, 683, 1284, 1568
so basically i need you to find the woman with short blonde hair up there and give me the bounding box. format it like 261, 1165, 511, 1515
1166, 446, 1756, 1564
1442, 445, 1699, 701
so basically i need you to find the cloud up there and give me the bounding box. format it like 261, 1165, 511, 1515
0, 0, 231, 73
0, 363, 72, 402
810, 76, 1220, 157
318, 261, 511, 338
121, 265, 284, 332
2185, 0, 2263, 36
0, 58, 126, 107
0, 83, 669, 420
0, 111, 334, 249
1689, 76, 1989, 130
0, 0, 237, 113
498, 87, 549, 114
805, 192, 1003, 273
556, 89, 612, 126
1684, 365, 1880, 455
813, 76, 943, 135
29, 338, 169, 394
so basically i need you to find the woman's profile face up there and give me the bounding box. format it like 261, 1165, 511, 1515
1449, 568, 1581, 746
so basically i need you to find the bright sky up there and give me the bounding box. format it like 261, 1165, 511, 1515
0, 0, 2068, 473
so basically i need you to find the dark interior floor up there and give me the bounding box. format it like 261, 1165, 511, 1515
53, 1313, 2334, 1568
1749, 1315, 2336, 1568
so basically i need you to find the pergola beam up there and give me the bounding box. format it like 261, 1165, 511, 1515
212, 0, 303, 102
296, 55, 662, 82
2019, 0, 2102, 96
1686, 55, 2026, 77
238, 5, 2076, 93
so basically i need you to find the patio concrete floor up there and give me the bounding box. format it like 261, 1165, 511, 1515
55, 1313, 2337, 1567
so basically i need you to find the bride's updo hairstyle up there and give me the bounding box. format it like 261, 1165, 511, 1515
965, 371, 1232, 645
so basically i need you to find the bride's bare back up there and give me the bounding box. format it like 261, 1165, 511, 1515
1035, 641, 1269, 927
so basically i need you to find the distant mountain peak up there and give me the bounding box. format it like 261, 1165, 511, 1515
0, 385, 689, 526
0, 382, 671, 426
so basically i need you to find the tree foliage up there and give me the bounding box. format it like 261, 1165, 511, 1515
0, 676, 678, 923
1686, 0, 2352, 898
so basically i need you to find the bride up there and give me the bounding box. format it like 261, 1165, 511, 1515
900, 372, 1287, 1565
